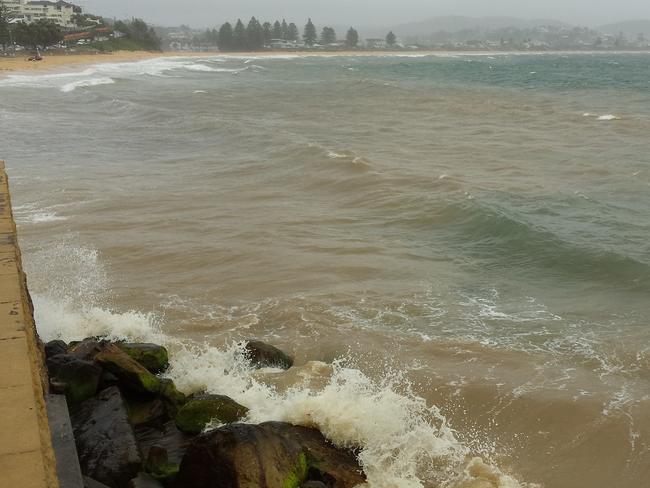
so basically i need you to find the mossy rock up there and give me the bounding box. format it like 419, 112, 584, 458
174, 394, 248, 435
145, 445, 179, 484
282, 452, 309, 488
95, 344, 161, 395
118, 343, 169, 373
46, 354, 102, 404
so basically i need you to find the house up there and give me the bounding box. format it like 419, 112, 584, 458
365, 38, 387, 49
5, 0, 82, 28
269, 39, 301, 50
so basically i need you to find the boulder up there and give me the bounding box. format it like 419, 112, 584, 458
118, 343, 169, 373
245, 340, 294, 369
135, 420, 195, 466
174, 394, 248, 435
46, 354, 102, 404
174, 422, 365, 488
68, 338, 109, 361
95, 344, 161, 395
72, 386, 143, 487
128, 472, 164, 488
159, 378, 187, 412
44, 340, 68, 359
302, 483, 328, 488
144, 445, 180, 483
127, 397, 168, 426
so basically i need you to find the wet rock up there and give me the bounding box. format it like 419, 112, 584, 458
72, 386, 143, 487
127, 397, 168, 426
95, 344, 161, 395
135, 420, 194, 466
302, 482, 328, 488
174, 394, 248, 435
245, 340, 294, 369
46, 354, 102, 404
44, 340, 68, 359
118, 343, 169, 374
160, 378, 187, 407
68, 338, 110, 361
145, 445, 180, 484
175, 421, 365, 488
128, 472, 164, 488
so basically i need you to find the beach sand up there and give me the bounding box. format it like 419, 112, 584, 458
0, 51, 213, 76
0, 49, 444, 77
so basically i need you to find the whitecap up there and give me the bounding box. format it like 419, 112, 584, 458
597, 114, 620, 121
60, 77, 115, 93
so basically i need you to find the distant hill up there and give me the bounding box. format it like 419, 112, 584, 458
597, 20, 650, 38
388, 16, 570, 37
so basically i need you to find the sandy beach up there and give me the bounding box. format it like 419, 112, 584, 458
0, 49, 468, 77
0, 51, 216, 76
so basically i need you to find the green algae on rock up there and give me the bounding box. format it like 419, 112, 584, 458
118, 343, 169, 373
174, 394, 249, 434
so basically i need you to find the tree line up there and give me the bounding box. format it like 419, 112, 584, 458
194, 17, 368, 51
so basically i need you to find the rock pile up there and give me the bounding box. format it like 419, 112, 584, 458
44, 338, 365, 488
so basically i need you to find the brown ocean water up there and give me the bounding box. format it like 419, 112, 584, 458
1, 53, 650, 487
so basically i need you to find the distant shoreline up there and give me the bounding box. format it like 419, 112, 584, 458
1, 48, 649, 78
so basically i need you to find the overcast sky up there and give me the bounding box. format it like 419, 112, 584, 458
81, 0, 650, 28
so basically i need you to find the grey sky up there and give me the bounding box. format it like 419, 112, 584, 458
81, 0, 650, 28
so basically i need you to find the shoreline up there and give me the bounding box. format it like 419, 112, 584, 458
1, 48, 649, 78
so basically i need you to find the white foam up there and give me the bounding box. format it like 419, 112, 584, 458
26, 240, 530, 488
597, 114, 620, 121
60, 77, 115, 93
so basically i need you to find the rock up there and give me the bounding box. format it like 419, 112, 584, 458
127, 397, 168, 426
72, 386, 143, 487
118, 343, 169, 373
83, 476, 112, 488
95, 344, 161, 395
46, 354, 102, 404
245, 340, 294, 369
44, 340, 68, 359
302, 482, 328, 488
175, 422, 365, 488
174, 394, 248, 435
135, 420, 194, 466
145, 445, 179, 483
68, 338, 110, 361
159, 379, 187, 409
128, 472, 164, 488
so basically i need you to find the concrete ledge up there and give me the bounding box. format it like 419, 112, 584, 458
0, 161, 59, 488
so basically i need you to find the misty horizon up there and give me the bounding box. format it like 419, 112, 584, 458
80, 0, 650, 29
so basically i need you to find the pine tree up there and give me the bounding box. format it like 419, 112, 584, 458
218, 22, 233, 50
272, 20, 282, 39
246, 17, 264, 50
346, 27, 359, 48
281, 19, 289, 40
303, 18, 317, 45
262, 22, 272, 46
320, 26, 336, 44
287, 23, 299, 42
386, 31, 396, 46
233, 19, 247, 50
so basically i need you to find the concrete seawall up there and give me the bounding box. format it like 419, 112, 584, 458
0, 160, 59, 488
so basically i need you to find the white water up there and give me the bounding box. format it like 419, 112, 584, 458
33, 284, 526, 488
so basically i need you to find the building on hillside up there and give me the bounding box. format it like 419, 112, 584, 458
2, 0, 82, 28
365, 38, 387, 49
